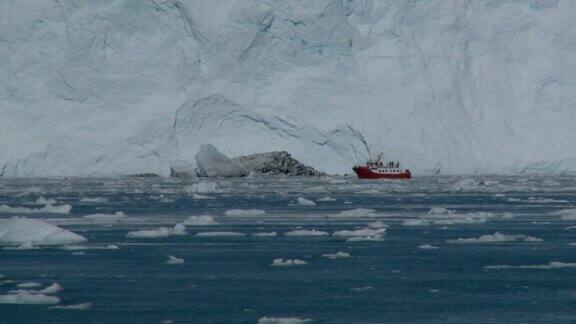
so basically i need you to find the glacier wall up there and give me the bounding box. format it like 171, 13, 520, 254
1, 0, 575, 176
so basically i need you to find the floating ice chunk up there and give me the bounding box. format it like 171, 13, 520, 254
270, 258, 308, 267
428, 207, 453, 215
322, 251, 350, 259
349, 286, 373, 292
127, 227, 173, 239
36, 197, 57, 205
493, 194, 506, 198
317, 196, 336, 202
82, 211, 126, 222
501, 212, 515, 219
37, 283, 62, 294
258, 317, 312, 324
195, 144, 247, 177
196, 231, 245, 237
166, 255, 185, 264
50, 302, 92, 310
224, 209, 266, 216
17, 282, 41, 288
402, 219, 430, 226
187, 181, 219, 194
79, 197, 108, 203
3, 242, 40, 250
485, 261, 576, 270
333, 228, 386, 237
346, 236, 384, 242
296, 197, 316, 206
367, 221, 387, 229
0, 204, 72, 215
183, 215, 219, 226
0, 217, 86, 245
0, 292, 60, 305
565, 226, 576, 230
550, 208, 576, 220
60, 244, 119, 250
192, 193, 214, 200
418, 244, 438, 250
338, 208, 376, 217
172, 224, 188, 235
284, 229, 328, 237
252, 232, 277, 237
447, 232, 542, 244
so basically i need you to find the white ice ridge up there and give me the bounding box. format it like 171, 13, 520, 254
82, 211, 126, 223
258, 317, 313, 324
0, 217, 86, 245
447, 232, 542, 244
1, 1, 576, 177
0, 204, 72, 215
126, 224, 187, 239
284, 229, 328, 237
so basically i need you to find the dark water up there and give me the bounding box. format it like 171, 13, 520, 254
1, 176, 576, 323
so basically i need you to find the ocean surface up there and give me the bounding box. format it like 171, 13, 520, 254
1, 176, 576, 323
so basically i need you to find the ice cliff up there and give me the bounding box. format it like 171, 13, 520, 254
1, 0, 575, 176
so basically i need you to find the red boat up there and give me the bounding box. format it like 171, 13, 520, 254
353, 154, 411, 179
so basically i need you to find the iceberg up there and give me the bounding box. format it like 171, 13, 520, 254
195, 144, 247, 178
0, 217, 86, 245
0, 292, 60, 305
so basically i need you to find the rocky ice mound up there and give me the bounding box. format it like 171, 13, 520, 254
233, 151, 324, 176
195, 144, 247, 178
0, 217, 86, 245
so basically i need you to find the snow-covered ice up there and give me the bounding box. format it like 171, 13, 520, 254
447, 232, 542, 244
0, 292, 60, 305
182, 215, 219, 226
166, 255, 185, 265
284, 229, 329, 237
271, 259, 308, 267
196, 231, 245, 237
418, 244, 438, 250
296, 197, 316, 206
82, 211, 126, 223
258, 317, 312, 324
0, 204, 72, 215
0, 217, 86, 245
322, 251, 350, 259
224, 209, 266, 217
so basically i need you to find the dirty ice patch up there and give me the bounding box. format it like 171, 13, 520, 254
0, 204, 72, 215
82, 211, 126, 223
296, 197, 316, 206
196, 231, 245, 237
271, 259, 308, 267
224, 209, 266, 217
485, 261, 576, 270
447, 232, 542, 244
258, 317, 313, 324
0, 217, 86, 245
182, 215, 219, 226
284, 229, 328, 237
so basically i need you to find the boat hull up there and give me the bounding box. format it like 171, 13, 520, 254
353, 166, 411, 179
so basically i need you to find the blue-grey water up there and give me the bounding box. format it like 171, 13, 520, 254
1, 176, 576, 323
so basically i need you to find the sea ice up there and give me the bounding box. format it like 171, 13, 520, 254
550, 208, 576, 220
0, 204, 72, 215
0, 292, 60, 305
60, 245, 119, 250
49, 302, 92, 310
317, 196, 336, 202
322, 251, 350, 259
0, 217, 86, 245
258, 317, 312, 324
485, 261, 576, 270
402, 219, 430, 226
333, 228, 386, 237
296, 197, 316, 206
418, 244, 438, 250
271, 259, 308, 267
126, 227, 173, 238
17, 282, 41, 288
367, 221, 387, 229
196, 231, 245, 237
252, 232, 278, 237
337, 208, 376, 217
172, 224, 188, 235
182, 215, 219, 226
224, 209, 266, 216
36, 197, 57, 205
447, 232, 542, 244
187, 181, 219, 194
79, 197, 108, 203
284, 229, 329, 237
82, 211, 126, 222
166, 255, 185, 264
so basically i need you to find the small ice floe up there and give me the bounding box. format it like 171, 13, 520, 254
402, 219, 430, 226
501, 212, 515, 219
322, 251, 350, 259
284, 229, 329, 237
418, 244, 438, 250
258, 316, 313, 324
49, 302, 92, 310
82, 211, 126, 223
428, 207, 453, 215
196, 231, 245, 237
252, 232, 277, 237
37, 283, 62, 294
337, 208, 376, 217
0, 217, 86, 245
166, 255, 185, 264
317, 196, 336, 202
333, 228, 386, 237
2, 242, 40, 250
447, 232, 542, 244
550, 208, 576, 220
526, 197, 569, 204
17, 282, 42, 289
296, 197, 316, 206
183, 215, 219, 226
349, 286, 373, 292
36, 197, 57, 205
0, 203, 72, 215
507, 198, 522, 202
367, 221, 387, 229
346, 236, 384, 242
493, 193, 506, 198
224, 209, 266, 216
192, 193, 214, 200
60, 244, 119, 251
565, 226, 576, 230
485, 261, 576, 270
79, 197, 108, 203
186, 181, 219, 194
270, 258, 308, 267
0, 292, 60, 305
126, 224, 186, 239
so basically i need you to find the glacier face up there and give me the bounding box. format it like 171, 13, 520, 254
1, 0, 575, 176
